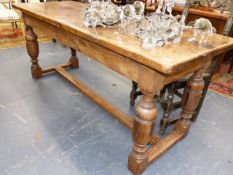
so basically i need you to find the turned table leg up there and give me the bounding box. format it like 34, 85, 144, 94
175, 69, 205, 136
128, 66, 162, 175
69, 48, 79, 69
25, 25, 41, 79
128, 91, 157, 175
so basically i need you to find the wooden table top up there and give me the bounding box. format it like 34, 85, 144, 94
13, 1, 233, 74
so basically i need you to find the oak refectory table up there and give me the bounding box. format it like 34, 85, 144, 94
13, 2, 233, 174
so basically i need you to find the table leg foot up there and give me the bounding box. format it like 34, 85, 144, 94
69, 48, 79, 69
128, 151, 148, 175
175, 69, 205, 137
31, 67, 42, 79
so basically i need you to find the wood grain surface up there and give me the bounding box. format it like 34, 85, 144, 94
13, 1, 233, 74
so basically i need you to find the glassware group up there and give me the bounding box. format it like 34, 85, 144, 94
83, 0, 214, 49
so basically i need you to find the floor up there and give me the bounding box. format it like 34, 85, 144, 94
0, 43, 233, 175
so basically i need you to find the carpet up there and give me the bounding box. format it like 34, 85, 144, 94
209, 73, 233, 99
0, 23, 51, 49
0, 27, 23, 39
